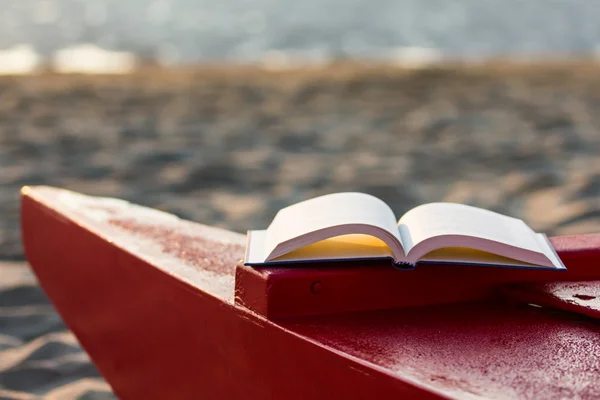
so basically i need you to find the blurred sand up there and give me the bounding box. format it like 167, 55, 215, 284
0, 262, 112, 399
0, 62, 599, 398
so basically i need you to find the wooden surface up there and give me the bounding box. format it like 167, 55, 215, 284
235, 234, 600, 319
501, 280, 600, 319
21, 186, 600, 399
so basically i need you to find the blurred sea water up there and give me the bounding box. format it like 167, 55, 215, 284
2, 0, 600, 68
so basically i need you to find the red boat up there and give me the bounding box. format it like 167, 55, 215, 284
21, 186, 600, 399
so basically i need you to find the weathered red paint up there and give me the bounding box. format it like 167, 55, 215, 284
235, 233, 600, 318
501, 280, 600, 319
20, 186, 600, 399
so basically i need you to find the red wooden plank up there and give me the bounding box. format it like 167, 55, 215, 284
20, 187, 445, 400
235, 234, 600, 319
501, 281, 600, 319
21, 186, 600, 399
281, 301, 600, 400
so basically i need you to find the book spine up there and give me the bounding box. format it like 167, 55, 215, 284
392, 260, 416, 270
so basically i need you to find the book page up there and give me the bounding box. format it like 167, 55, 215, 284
264, 192, 404, 261
270, 234, 394, 262
398, 203, 551, 265
244, 230, 395, 265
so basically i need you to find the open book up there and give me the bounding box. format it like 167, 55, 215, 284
244, 192, 566, 270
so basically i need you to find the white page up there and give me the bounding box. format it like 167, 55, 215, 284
398, 203, 548, 264
535, 233, 566, 269
264, 192, 403, 261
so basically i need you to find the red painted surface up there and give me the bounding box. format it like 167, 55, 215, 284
283, 302, 600, 399
235, 235, 600, 319
21, 186, 600, 399
502, 281, 600, 319
20, 187, 444, 400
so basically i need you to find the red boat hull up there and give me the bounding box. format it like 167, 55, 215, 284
21, 187, 600, 399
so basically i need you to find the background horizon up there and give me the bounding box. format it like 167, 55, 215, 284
3, 0, 600, 66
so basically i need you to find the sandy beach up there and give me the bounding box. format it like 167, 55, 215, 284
1, 62, 599, 398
